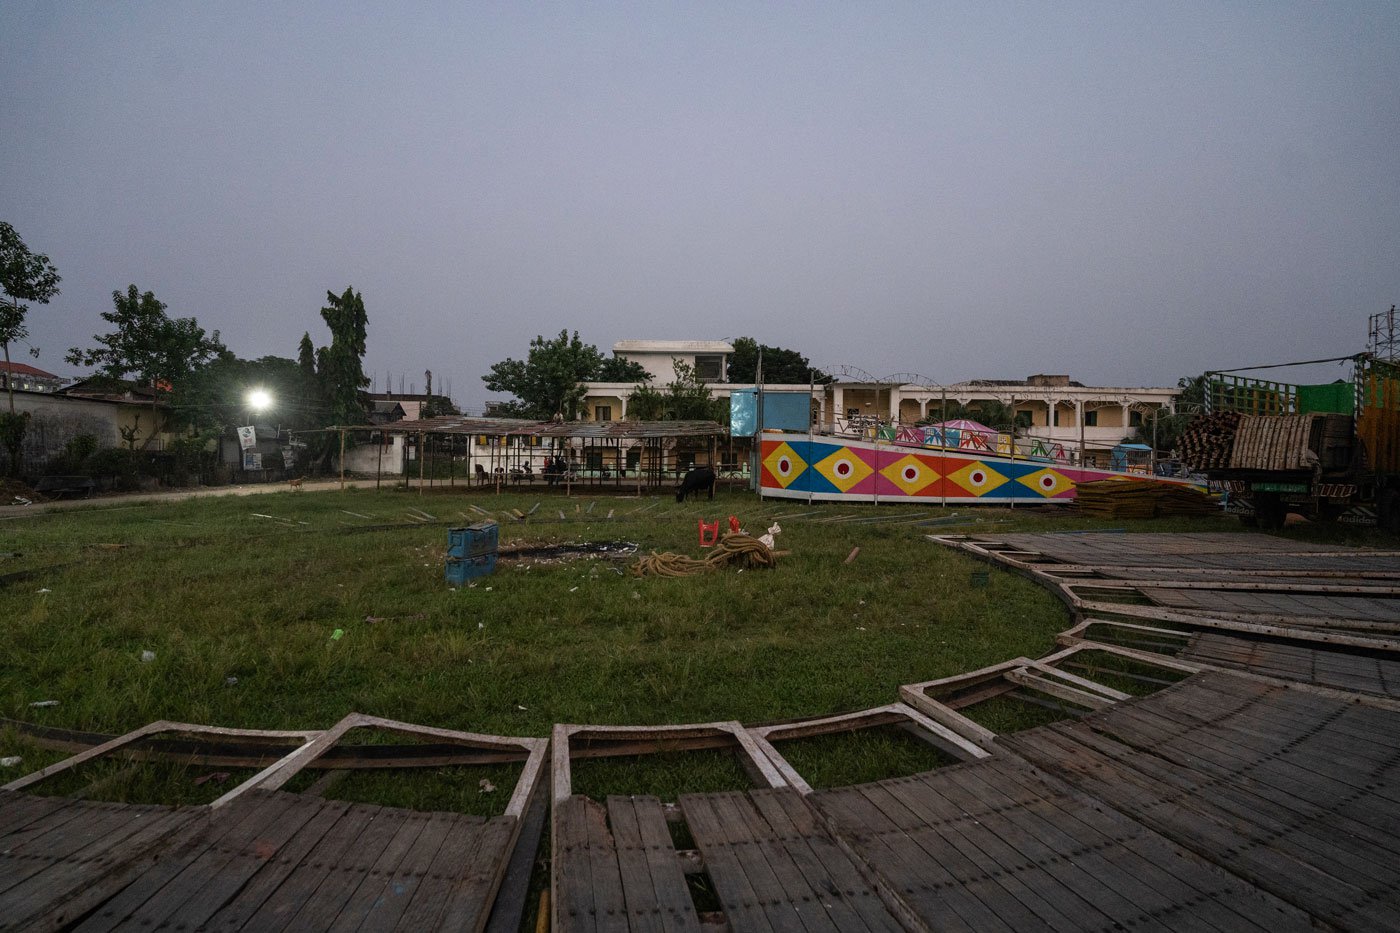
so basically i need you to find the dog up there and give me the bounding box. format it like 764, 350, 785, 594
288, 477, 304, 490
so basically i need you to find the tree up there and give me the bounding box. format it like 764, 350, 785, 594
596, 355, 650, 383
727, 337, 832, 385
483, 330, 649, 420
0, 222, 62, 415
1135, 374, 1207, 454
666, 359, 724, 420
316, 287, 371, 426
67, 284, 226, 449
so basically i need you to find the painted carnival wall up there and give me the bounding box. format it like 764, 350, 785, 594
758, 432, 1194, 504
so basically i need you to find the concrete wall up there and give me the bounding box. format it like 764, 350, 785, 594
5, 391, 124, 471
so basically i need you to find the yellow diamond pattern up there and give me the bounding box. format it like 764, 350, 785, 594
762, 442, 807, 489
814, 448, 875, 492
1016, 467, 1074, 498
946, 461, 1010, 497
880, 454, 940, 496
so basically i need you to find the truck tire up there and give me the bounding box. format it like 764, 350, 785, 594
1380, 488, 1400, 535
1253, 492, 1287, 531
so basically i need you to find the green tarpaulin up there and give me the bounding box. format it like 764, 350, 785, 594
1297, 382, 1353, 415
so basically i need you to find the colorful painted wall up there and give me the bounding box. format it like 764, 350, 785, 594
759, 434, 1191, 503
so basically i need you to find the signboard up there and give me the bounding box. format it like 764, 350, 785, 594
237, 425, 256, 450
242, 451, 262, 470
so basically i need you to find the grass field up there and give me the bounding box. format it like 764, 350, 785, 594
0, 483, 1383, 807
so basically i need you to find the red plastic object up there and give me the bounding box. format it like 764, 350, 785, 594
728, 515, 741, 534
698, 519, 720, 547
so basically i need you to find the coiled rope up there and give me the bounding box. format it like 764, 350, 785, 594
629, 533, 778, 577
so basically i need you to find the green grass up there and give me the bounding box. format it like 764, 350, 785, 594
0, 483, 1380, 804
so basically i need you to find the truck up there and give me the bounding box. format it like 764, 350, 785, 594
1180, 350, 1400, 532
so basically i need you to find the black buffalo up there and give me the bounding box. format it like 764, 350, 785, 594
676, 466, 716, 503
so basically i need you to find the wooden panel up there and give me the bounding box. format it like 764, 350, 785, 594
606, 795, 701, 933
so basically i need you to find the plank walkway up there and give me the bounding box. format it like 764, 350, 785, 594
1183, 631, 1400, 697
555, 667, 1400, 932
0, 789, 518, 932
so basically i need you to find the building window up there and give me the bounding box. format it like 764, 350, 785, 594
1083, 409, 1098, 427
693, 355, 723, 382
596, 405, 612, 422
1052, 408, 1060, 427
1129, 410, 1143, 427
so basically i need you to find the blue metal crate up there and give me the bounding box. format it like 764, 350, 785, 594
448, 522, 499, 559
445, 553, 497, 585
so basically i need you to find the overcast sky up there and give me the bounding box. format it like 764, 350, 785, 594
3, 3, 1397, 410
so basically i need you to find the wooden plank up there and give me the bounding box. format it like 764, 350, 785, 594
983, 752, 1318, 933
813, 783, 976, 932
607, 796, 701, 933
195, 798, 357, 932
68, 789, 300, 932
708, 790, 848, 932
327, 810, 446, 931
391, 813, 494, 932
819, 779, 1013, 932
106, 792, 325, 931
0, 791, 77, 841
434, 815, 518, 932
678, 793, 778, 933
1005, 725, 1398, 929
0, 805, 202, 932
552, 797, 598, 933
273, 800, 411, 931
751, 789, 907, 933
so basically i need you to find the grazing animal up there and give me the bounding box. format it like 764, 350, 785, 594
676, 466, 716, 503
288, 477, 304, 490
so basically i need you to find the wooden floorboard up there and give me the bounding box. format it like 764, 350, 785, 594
607, 795, 701, 933
1185, 632, 1400, 697
1003, 674, 1400, 931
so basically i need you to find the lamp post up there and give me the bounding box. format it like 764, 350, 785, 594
244, 388, 272, 478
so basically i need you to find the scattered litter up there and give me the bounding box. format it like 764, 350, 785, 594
140, 650, 156, 663
477, 622, 484, 629
844, 547, 861, 564
757, 522, 782, 549
484, 587, 492, 592
29, 700, 58, 708
330, 628, 344, 641
632, 591, 640, 600
569, 586, 578, 592
13, 496, 32, 506
857, 626, 867, 631
251, 513, 274, 519
516, 704, 527, 710
0, 756, 22, 768
478, 778, 496, 794
586, 500, 596, 514
36, 587, 51, 594
528, 502, 541, 516
607, 509, 615, 519
193, 772, 231, 786
225, 676, 239, 686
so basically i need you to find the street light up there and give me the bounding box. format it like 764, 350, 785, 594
247, 388, 272, 414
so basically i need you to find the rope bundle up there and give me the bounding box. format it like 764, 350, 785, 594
630, 533, 778, 577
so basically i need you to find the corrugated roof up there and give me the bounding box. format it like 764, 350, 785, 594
0, 361, 60, 378
384, 417, 725, 439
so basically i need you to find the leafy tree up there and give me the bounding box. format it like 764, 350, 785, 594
666, 359, 724, 420
66, 284, 226, 449
1134, 374, 1207, 454
595, 355, 650, 383
484, 330, 649, 420
172, 355, 322, 433
624, 360, 724, 421
625, 384, 667, 420
727, 337, 832, 385
315, 287, 370, 426
1, 222, 61, 424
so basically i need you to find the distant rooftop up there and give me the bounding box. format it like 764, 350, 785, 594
613, 340, 734, 354
0, 361, 60, 379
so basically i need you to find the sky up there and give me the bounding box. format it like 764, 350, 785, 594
3, 2, 1398, 412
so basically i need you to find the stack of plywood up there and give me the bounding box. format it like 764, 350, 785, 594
1075, 480, 1218, 518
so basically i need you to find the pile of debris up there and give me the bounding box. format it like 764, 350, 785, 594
1075, 480, 1218, 519
1178, 411, 1243, 471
